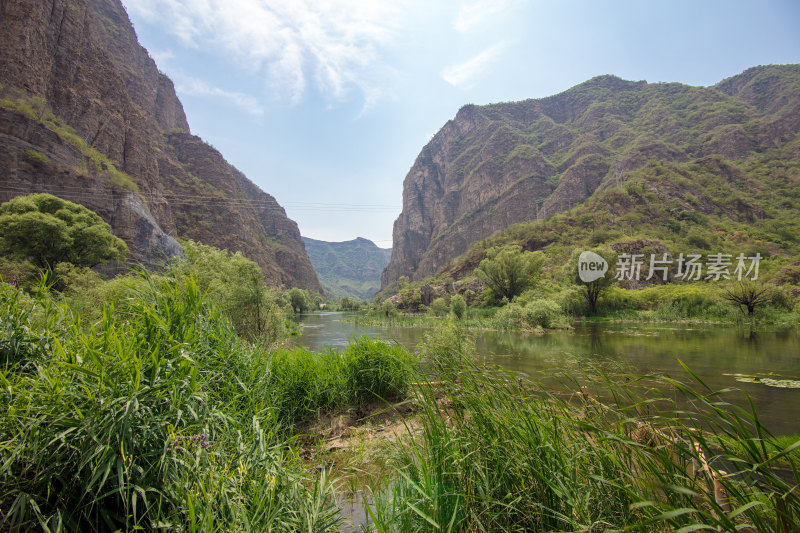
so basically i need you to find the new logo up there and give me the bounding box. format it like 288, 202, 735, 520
578, 251, 608, 283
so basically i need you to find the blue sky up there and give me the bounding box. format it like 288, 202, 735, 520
122, 0, 800, 246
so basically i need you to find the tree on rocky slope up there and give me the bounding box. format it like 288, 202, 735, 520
475, 245, 545, 303
0, 194, 127, 273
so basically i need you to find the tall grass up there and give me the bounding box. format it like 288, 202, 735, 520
0, 270, 420, 531
0, 279, 59, 370
369, 328, 800, 531
0, 273, 345, 531
267, 338, 415, 425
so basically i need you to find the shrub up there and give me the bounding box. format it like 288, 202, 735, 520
417, 322, 474, 379
429, 297, 448, 316
341, 336, 414, 403
475, 245, 544, 303
19, 149, 50, 169
687, 232, 711, 250
523, 298, 563, 328
0, 193, 128, 274
494, 303, 526, 330
174, 240, 290, 344
590, 229, 617, 244
287, 287, 311, 313
553, 285, 587, 315
379, 298, 400, 318
450, 294, 467, 319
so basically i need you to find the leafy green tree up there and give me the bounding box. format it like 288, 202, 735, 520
0, 194, 127, 272
450, 293, 467, 319
474, 245, 545, 303
339, 297, 361, 311
175, 240, 289, 343
311, 293, 325, 310
287, 287, 311, 314
564, 246, 617, 315
379, 299, 398, 318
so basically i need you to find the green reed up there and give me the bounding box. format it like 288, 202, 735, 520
0, 273, 345, 531
368, 324, 800, 532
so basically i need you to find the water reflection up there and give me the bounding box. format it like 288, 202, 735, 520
294, 314, 800, 435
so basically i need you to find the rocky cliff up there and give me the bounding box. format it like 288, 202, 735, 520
302, 236, 391, 299
0, 0, 321, 291
381, 65, 800, 287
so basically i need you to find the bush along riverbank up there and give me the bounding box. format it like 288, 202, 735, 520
361, 277, 800, 332
372, 244, 800, 331
2, 272, 798, 531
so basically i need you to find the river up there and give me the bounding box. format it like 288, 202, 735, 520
294, 313, 800, 436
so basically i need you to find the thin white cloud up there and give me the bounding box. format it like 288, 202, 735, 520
124, 0, 412, 107
175, 75, 265, 117
143, 49, 263, 116
442, 42, 507, 88
454, 0, 506, 32
453, 0, 528, 32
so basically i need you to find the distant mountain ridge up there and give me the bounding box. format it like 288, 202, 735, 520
0, 0, 321, 291
381, 64, 800, 288
302, 237, 391, 300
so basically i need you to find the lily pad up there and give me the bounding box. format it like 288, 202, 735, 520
728, 373, 800, 389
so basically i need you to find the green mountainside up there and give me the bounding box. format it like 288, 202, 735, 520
382, 64, 800, 291
302, 237, 391, 300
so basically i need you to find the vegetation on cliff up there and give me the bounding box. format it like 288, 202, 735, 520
302, 237, 391, 300
375, 115, 800, 328
0, 193, 127, 275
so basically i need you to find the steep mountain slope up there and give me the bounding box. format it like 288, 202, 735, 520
381, 65, 800, 288
302, 237, 391, 299
0, 0, 321, 291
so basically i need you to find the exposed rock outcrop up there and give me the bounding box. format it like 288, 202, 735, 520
0, 0, 321, 290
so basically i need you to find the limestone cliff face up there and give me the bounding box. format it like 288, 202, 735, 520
0, 0, 321, 290
382, 65, 800, 287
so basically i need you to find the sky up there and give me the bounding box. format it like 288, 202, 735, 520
121, 0, 800, 247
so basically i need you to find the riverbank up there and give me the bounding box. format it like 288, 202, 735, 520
298, 312, 800, 437
291, 363, 800, 531
4, 277, 799, 531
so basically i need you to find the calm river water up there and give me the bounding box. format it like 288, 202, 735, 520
294, 313, 800, 436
